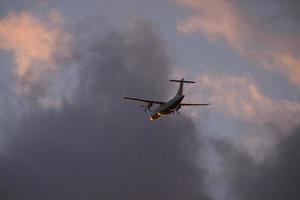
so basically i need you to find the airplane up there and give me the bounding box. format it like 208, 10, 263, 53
124, 78, 209, 120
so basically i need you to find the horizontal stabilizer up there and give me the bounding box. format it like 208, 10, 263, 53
169, 79, 195, 83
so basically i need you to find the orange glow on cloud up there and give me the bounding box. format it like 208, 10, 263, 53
194, 74, 300, 133
185, 73, 300, 161
176, 0, 300, 88
0, 11, 70, 80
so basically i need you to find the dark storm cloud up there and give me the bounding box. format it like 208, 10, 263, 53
209, 126, 300, 200
233, 127, 300, 200
0, 17, 209, 200
278, 0, 300, 20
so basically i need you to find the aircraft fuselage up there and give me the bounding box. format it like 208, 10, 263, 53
149, 94, 184, 120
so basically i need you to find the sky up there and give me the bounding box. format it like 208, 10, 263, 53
0, 0, 299, 200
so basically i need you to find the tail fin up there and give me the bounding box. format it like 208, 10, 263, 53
169, 78, 195, 96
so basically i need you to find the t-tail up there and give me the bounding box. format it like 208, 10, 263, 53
169, 78, 195, 96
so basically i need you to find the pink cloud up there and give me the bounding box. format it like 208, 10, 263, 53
194, 74, 300, 133
176, 0, 300, 88
0, 11, 70, 80
0, 10, 71, 108
188, 73, 300, 162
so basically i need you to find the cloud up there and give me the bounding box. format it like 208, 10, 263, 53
209, 126, 300, 200
0, 11, 71, 107
177, 0, 246, 51
196, 74, 300, 132
0, 11, 69, 78
176, 0, 300, 88
0, 15, 209, 200
175, 2, 300, 198
278, 0, 300, 20
188, 74, 300, 163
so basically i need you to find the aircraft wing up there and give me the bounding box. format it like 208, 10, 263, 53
180, 103, 209, 106
124, 96, 165, 105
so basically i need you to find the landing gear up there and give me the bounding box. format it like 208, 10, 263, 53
175, 105, 181, 114
141, 102, 153, 113
172, 105, 181, 115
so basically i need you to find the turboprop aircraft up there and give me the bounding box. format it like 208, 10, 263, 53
124, 78, 209, 120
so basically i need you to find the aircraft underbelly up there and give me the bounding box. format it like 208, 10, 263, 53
159, 103, 180, 115
150, 95, 184, 120
159, 110, 172, 115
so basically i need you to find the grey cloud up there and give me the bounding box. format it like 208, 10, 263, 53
0, 17, 209, 200
208, 126, 300, 200
233, 126, 300, 200
278, 0, 300, 20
